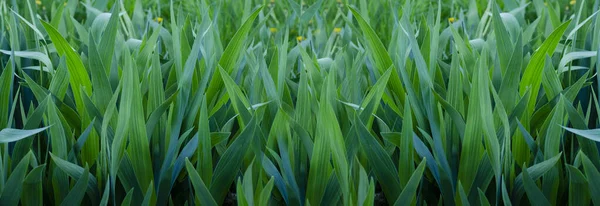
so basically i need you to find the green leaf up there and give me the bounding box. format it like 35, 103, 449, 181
563, 127, 600, 142
458, 47, 493, 194
40, 20, 92, 116
522, 164, 551, 206
394, 159, 427, 206
0, 50, 52, 70
566, 165, 590, 205
513, 153, 562, 201
97, 6, 120, 70
210, 117, 257, 204
359, 67, 392, 128
185, 159, 217, 206
258, 177, 275, 206
0, 126, 50, 143
299, 0, 324, 22
492, 4, 513, 72
356, 116, 401, 203
0, 59, 14, 129
349, 7, 405, 110
206, 7, 263, 109
399, 99, 415, 187
519, 20, 571, 116
49, 153, 100, 201
218, 67, 252, 126
498, 32, 523, 113
121, 188, 134, 206
0, 151, 32, 205
22, 164, 46, 206
581, 152, 600, 205
456, 181, 471, 206
60, 167, 90, 206
198, 95, 213, 185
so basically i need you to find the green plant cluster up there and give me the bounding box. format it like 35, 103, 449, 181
1, 0, 600, 205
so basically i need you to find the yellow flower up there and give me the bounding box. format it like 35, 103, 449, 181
35, 0, 41, 5
296, 36, 305, 41
269, 27, 277, 33
448, 17, 456, 23
63, 2, 67, 7
570, 0, 576, 5
155, 17, 163, 23
333, 27, 342, 33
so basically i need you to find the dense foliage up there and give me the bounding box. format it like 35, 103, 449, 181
1, 0, 600, 205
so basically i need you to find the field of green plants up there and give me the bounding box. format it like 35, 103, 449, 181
1, 0, 600, 205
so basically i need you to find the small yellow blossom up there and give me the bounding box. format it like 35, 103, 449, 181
448, 17, 456, 23
565, 6, 570, 10
269, 27, 277, 33
333, 27, 342, 33
35, 0, 41, 5
570, 0, 576, 5
156, 17, 163, 23
64, 2, 67, 7
296, 36, 305, 41
270, 0, 275, 2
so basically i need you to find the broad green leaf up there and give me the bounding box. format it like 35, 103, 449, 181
399, 99, 415, 187
541, 96, 565, 204
563, 127, 600, 142
519, 20, 571, 116
122, 49, 153, 192
356, 116, 401, 203
206, 7, 263, 109
0, 151, 32, 205
40, 21, 92, 115
258, 177, 275, 206
185, 159, 217, 206
299, 0, 324, 22
210, 117, 257, 204
0, 126, 50, 143
22, 164, 46, 206
306, 95, 334, 204
581, 153, 600, 205
60, 167, 90, 206
566, 165, 590, 205
492, 4, 513, 72
394, 159, 427, 206
459, 48, 493, 194
522, 164, 551, 206
49, 153, 100, 202
0, 60, 14, 129
0, 50, 52, 70
349, 7, 405, 110
218, 67, 252, 126
97, 6, 120, 72
498, 32, 523, 113
121, 189, 134, 206
513, 153, 562, 201
359, 67, 392, 128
